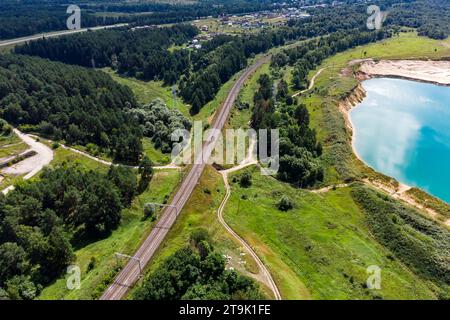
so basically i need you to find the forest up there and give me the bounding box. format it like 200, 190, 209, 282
15, 25, 199, 85
251, 73, 323, 188
0, 54, 142, 164
0, 161, 153, 300
385, 0, 450, 40
133, 229, 263, 300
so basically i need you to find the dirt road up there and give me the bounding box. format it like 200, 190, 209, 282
2, 129, 53, 194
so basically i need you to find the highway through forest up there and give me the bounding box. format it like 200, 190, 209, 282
101, 55, 271, 300
0, 23, 128, 48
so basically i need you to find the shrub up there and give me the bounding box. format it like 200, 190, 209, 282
277, 196, 294, 211
87, 257, 96, 272
190, 228, 210, 247
143, 203, 156, 220
239, 171, 252, 188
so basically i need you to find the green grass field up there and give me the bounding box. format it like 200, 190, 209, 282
227, 61, 271, 130
103, 68, 190, 117
39, 167, 182, 300
142, 137, 171, 165
0, 132, 32, 190
0, 132, 28, 159
223, 166, 439, 299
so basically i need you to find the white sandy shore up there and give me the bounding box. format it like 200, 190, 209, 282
359, 60, 450, 85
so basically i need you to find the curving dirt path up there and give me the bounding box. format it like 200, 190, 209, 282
56, 142, 180, 170
292, 67, 328, 98
216, 138, 282, 300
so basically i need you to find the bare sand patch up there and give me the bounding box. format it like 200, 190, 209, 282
359, 60, 450, 85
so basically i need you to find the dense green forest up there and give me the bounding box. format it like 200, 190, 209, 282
0, 54, 142, 164
0, 163, 150, 300
251, 73, 323, 187
0, 8, 130, 41
386, 0, 450, 39
133, 229, 263, 300
15, 25, 199, 84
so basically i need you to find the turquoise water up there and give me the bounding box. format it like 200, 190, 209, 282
350, 78, 450, 204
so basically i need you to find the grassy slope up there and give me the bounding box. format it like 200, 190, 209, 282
50, 146, 110, 173
224, 166, 438, 300
228, 62, 271, 130
219, 33, 449, 299
0, 132, 27, 159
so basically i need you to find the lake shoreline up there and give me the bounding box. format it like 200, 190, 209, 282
339, 60, 450, 223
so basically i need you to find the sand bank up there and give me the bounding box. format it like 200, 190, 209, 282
359, 59, 450, 86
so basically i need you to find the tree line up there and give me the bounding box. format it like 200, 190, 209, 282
15, 25, 199, 85
133, 229, 263, 300
0, 0, 278, 40
0, 54, 142, 164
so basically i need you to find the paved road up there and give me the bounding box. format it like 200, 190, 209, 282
101, 55, 271, 300
0, 23, 128, 48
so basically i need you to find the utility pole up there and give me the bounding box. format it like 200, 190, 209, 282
147, 203, 179, 218
172, 85, 177, 110
114, 253, 142, 276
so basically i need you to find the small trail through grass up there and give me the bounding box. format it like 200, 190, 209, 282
216, 138, 282, 300
292, 67, 328, 98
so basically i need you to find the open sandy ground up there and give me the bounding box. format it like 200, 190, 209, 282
359, 60, 450, 85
